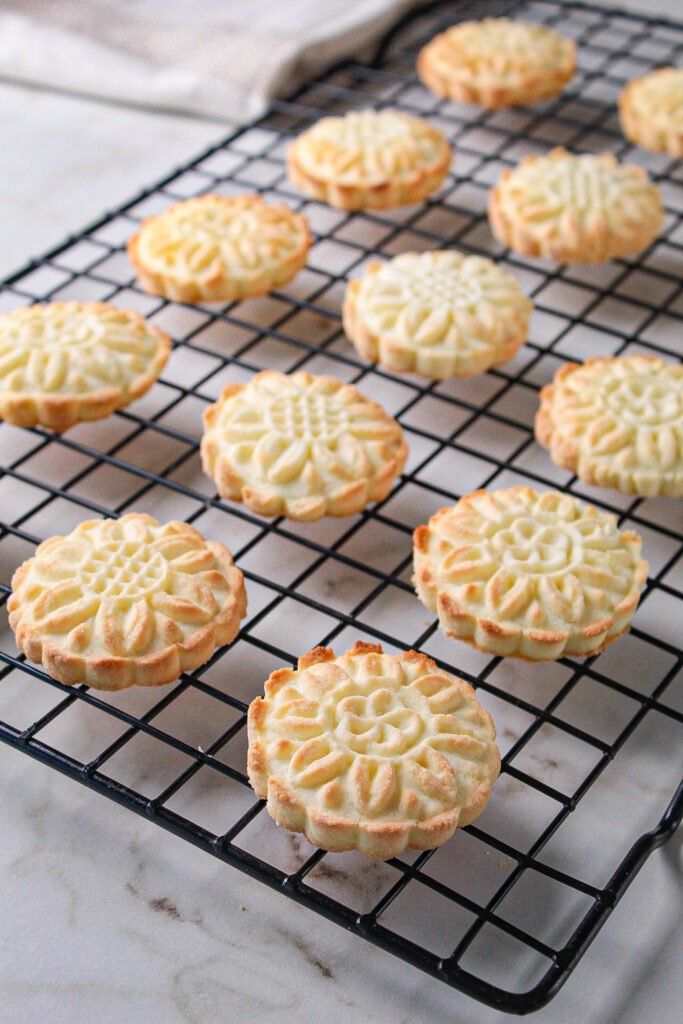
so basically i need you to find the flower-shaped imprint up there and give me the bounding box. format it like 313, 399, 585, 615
287, 109, 452, 210
418, 18, 575, 108
0, 302, 170, 432
536, 356, 683, 497
201, 370, 408, 520
343, 250, 532, 379
620, 68, 683, 158
488, 148, 663, 263
413, 487, 648, 661
8, 514, 247, 691
127, 194, 311, 302
247, 642, 500, 860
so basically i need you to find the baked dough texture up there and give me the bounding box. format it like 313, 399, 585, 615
9, 514, 247, 691
418, 18, 575, 108
343, 250, 532, 379
247, 641, 500, 860
287, 109, 452, 210
413, 487, 647, 661
127, 194, 311, 302
620, 67, 683, 158
488, 148, 663, 263
201, 370, 408, 520
0, 302, 170, 431
536, 356, 683, 497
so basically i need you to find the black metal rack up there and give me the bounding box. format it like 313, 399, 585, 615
1, 0, 682, 1014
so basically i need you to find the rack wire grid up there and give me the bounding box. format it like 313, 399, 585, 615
1, 0, 683, 1015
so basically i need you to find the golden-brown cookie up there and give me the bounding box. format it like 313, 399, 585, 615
343, 250, 532, 379
287, 109, 452, 210
413, 487, 648, 661
201, 370, 408, 520
0, 302, 170, 432
536, 355, 683, 497
9, 514, 247, 691
619, 67, 683, 158
247, 641, 500, 860
127, 194, 311, 302
488, 148, 663, 263
418, 18, 575, 108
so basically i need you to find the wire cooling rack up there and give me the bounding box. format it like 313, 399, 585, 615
1, 0, 682, 1014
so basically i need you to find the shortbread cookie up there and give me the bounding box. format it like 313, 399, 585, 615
343, 250, 532, 379
8, 514, 247, 691
536, 356, 683, 497
201, 370, 407, 520
0, 302, 170, 432
414, 487, 647, 661
247, 641, 500, 860
418, 18, 575, 108
620, 68, 683, 158
489, 148, 663, 263
128, 194, 311, 302
287, 109, 452, 210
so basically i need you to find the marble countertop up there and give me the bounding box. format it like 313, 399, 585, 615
1, 4, 683, 1021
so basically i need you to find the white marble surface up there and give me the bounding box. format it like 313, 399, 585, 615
0, 740, 680, 1024
1, 3, 683, 1021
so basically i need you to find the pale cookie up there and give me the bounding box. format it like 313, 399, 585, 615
414, 487, 647, 662
489, 148, 663, 263
620, 68, 683, 158
127, 194, 311, 302
0, 302, 170, 432
287, 109, 452, 210
536, 356, 683, 497
9, 514, 247, 691
343, 250, 532, 379
247, 641, 500, 860
418, 18, 575, 108
201, 370, 408, 521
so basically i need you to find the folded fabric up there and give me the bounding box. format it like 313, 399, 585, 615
0, 0, 422, 122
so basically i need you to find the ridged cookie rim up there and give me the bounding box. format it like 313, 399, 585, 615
417, 18, 576, 109
0, 301, 171, 432
342, 250, 532, 379
488, 147, 664, 264
247, 640, 500, 860
413, 486, 649, 662
619, 67, 683, 158
200, 370, 408, 521
535, 355, 683, 498
127, 193, 311, 303
286, 109, 452, 211
8, 513, 247, 691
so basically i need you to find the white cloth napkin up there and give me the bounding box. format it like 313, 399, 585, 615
0, 0, 422, 122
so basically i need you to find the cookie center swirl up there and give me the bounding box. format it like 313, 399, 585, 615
333, 687, 425, 757
407, 266, 483, 307
79, 540, 169, 603
266, 393, 349, 441
491, 517, 581, 575
602, 374, 683, 426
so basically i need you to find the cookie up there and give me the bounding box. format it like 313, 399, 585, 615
201, 370, 407, 520
414, 487, 647, 661
0, 302, 170, 432
128, 194, 311, 302
343, 250, 532, 379
247, 641, 500, 860
287, 109, 452, 210
536, 355, 683, 497
8, 514, 247, 691
418, 18, 575, 108
620, 67, 683, 158
488, 148, 663, 263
